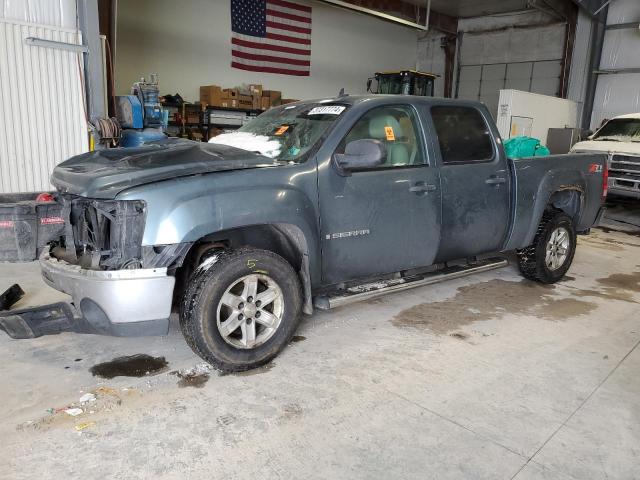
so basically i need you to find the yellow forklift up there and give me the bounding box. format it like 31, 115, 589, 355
367, 70, 437, 97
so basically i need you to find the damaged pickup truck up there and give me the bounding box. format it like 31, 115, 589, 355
5, 96, 607, 371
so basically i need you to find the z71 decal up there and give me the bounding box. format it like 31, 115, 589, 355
589, 163, 603, 174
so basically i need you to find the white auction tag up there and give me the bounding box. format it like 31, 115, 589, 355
308, 106, 346, 116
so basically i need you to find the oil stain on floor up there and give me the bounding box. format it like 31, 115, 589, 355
392, 279, 596, 335
90, 354, 169, 379
597, 272, 640, 292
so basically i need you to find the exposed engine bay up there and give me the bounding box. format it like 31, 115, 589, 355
50, 195, 189, 271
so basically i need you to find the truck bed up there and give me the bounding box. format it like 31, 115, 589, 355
504, 153, 607, 251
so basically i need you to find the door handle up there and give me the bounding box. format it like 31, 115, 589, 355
485, 176, 506, 185
409, 183, 437, 194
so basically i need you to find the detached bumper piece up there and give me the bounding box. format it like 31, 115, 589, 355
0, 301, 169, 339
0, 302, 78, 338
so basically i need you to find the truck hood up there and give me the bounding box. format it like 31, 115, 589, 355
571, 140, 640, 156
51, 138, 286, 199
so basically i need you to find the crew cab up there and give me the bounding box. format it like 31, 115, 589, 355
5, 96, 607, 371
572, 113, 640, 199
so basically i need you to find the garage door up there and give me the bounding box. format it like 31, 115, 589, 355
456, 23, 566, 117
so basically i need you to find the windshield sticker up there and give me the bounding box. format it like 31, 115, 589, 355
384, 126, 396, 141
275, 125, 290, 136
308, 106, 346, 116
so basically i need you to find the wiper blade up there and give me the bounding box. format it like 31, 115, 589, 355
595, 137, 621, 142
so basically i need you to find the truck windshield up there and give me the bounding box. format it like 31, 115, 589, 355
209, 103, 349, 162
593, 118, 640, 143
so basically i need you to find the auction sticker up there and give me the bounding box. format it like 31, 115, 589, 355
308, 106, 346, 116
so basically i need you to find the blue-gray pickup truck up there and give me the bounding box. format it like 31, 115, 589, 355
7, 96, 608, 371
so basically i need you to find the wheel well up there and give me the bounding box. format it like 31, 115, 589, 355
175, 224, 313, 314
547, 189, 583, 223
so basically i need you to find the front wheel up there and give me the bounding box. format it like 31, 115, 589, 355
517, 211, 577, 284
180, 247, 302, 372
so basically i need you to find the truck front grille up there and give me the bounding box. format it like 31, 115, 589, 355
609, 154, 640, 192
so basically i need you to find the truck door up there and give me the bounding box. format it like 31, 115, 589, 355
318, 104, 442, 285
427, 104, 510, 261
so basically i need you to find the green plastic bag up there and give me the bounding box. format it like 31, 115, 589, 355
503, 136, 551, 159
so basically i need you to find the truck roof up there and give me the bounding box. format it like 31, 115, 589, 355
301, 95, 482, 108
613, 113, 640, 120
374, 70, 438, 78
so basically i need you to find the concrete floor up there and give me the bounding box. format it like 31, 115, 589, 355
1, 222, 639, 479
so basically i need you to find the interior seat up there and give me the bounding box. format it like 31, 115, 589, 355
368, 115, 410, 166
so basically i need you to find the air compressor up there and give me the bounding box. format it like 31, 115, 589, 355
115, 73, 167, 147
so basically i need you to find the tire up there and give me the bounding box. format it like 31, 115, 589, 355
180, 247, 302, 372
517, 211, 577, 284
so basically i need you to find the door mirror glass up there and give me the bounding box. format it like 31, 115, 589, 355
335, 139, 385, 172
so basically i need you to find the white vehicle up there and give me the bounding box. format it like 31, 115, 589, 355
572, 113, 640, 199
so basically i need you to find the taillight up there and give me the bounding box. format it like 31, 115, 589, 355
36, 192, 55, 203
602, 161, 609, 201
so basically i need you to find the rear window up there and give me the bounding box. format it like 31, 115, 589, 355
431, 106, 494, 164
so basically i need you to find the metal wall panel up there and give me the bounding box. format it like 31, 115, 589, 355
590, 0, 640, 128
0, 19, 87, 193
591, 73, 640, 127
0, 0, 77, 29
601, 29, 640, 70
607, 0, 640, 24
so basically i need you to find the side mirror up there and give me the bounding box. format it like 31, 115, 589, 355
334, 139, 385, 175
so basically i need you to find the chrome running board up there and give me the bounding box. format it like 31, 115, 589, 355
314, 257, 508, 310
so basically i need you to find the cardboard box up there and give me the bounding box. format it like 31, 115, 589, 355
199, 85, 223, 106
260, 96, 271, 110
221, 99, 238, 109
252, 94, 261, 110
263, 90, 281, 106
223, 88, 239, 99
249, 84, 263, 97
238, 94, 253, 109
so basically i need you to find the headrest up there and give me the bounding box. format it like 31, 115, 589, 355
369, 115, 402, 140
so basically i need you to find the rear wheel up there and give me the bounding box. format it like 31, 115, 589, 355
517, 211, 576, 284
180, 248, 302, 372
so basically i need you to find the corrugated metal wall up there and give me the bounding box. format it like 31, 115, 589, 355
590, 0, 640, 129
0, 19, 87, 193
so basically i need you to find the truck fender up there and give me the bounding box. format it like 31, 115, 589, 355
133, 185, 320, 314
521, 171, 587, 248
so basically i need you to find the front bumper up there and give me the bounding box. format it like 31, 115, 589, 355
608, 185, 640, 200
34, 249, 175, 336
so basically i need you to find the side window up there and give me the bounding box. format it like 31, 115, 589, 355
336, 105, 425, 168
431, 106, 494, 164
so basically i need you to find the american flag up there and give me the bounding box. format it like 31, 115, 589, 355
230, 0, 312, 76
